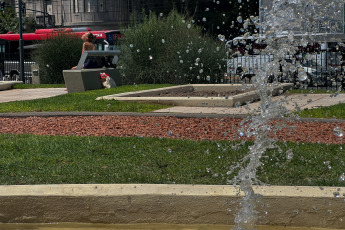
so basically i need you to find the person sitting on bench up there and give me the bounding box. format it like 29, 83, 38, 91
72, 32, 98, 69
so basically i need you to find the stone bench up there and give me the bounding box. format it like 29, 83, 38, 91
63, 68, 122, 93
63, 50, 122, 93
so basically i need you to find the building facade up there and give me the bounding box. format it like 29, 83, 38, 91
19, 0, 209, 30
20, 0, 143, 29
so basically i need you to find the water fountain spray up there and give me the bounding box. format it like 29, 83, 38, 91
230, 0, 345, 229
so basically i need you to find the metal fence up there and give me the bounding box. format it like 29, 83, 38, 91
1, 60, 35, 84
226, 50, 345, 90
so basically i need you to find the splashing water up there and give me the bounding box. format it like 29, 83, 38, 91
333, 127, 344, 137
229, 0, 345, 229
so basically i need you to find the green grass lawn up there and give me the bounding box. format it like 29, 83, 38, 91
1, 84, 345, 186
288, 89, 345, 119
13, 84, 66, 89
0, 133, 344, 187
0, 84, 171, 113
4, 84, 345, 119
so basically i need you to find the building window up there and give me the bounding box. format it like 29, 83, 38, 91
74, 0, 79, 13
98, 0, 105, 12
85, 0, 105, 12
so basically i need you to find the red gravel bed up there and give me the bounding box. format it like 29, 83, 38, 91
0, 116, 344, 144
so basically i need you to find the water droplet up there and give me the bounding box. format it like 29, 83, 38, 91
238, 0, 242, 3
202, 17, 207, 22
168, 131, 173, 136
297, 67, 308, 81
198, 48, 203, 53
286, 149, 293, 160
206, 76, 211, 81
161, 39, 165, 43
237, 16, 243, 23
199, 69, 204, 74
133, 145, 136, 149
149, 55, 153, 60
197, 76, 200, 80
187, 24, 191, 29
339, 173, 345, 182
159, 13, 163, 17
168, 148, 172, 153
205, 8, 209, 12
129, 44, 134, 48
334, 127, 344, 137
216, 1, 220, 4
334, 192, 341, 198
218, 34, 225, 41
136, 49, 140, 53
180, 60, 184, 64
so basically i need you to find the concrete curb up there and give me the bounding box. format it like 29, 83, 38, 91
0, 81, 23, 91
0, 184, 344, 228
97, 83, 293, 108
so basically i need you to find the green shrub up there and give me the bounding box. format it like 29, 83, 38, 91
32, 33, 82, 84
119, 10, 227, 85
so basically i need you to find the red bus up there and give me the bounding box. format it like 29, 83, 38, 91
0, 27, 122, 81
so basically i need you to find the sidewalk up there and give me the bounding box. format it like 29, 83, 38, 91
0, 88, 67, 103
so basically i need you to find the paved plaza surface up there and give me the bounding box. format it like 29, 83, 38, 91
0, 88, 67, 103
0, 87, 345, 115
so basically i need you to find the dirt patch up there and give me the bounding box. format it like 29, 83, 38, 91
0, 115, 344, 145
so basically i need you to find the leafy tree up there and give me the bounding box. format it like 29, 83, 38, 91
0, 4, 18, 33
140, 0, 259, 40
23, 16, 37, 33
0, 3, 37, 34
120, 10, 226, 84
32, 33, 83, 84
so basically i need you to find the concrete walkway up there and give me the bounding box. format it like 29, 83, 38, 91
0, 88, 67, 103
